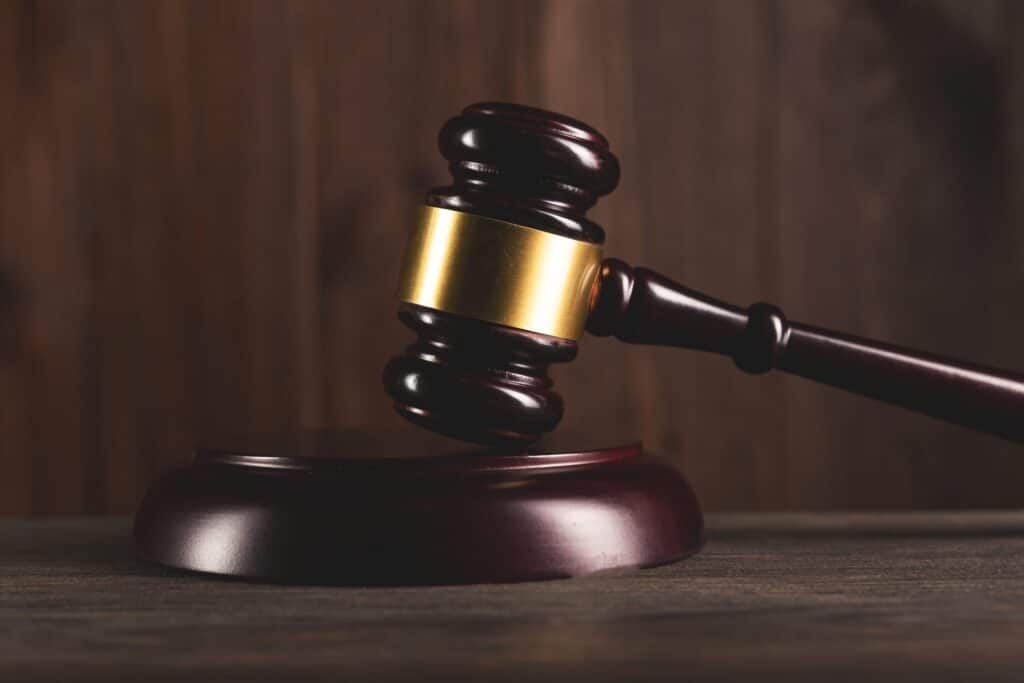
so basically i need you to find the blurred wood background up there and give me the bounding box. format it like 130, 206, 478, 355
1, 0, 1022, 515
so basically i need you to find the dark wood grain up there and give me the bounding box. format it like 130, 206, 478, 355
5, 513, 1024, 681
2, 0, 1023, 514
588, 259, 1024, 442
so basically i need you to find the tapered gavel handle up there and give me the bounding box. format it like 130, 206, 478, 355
588, 259, 1024, 443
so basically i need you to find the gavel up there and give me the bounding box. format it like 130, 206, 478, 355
384, 102, 1024, 446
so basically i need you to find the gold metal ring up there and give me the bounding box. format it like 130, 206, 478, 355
397, 206, 603, 340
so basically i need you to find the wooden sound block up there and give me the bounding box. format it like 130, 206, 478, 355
134, 426, 704, 585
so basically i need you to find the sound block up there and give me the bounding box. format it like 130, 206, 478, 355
134, 427, 704, 585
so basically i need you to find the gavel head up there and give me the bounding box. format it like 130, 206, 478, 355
383, 102, 620, 445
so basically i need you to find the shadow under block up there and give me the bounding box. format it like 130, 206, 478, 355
134, 428, 704, 585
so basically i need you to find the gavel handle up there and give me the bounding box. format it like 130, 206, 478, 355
588, 259, 1024, 443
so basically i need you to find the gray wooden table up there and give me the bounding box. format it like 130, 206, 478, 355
3, 513, 1024, 681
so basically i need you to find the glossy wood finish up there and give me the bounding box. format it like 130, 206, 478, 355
384, 303, 578, 444
11, 513, 1024, 681
391, 103, 1024, 446
590, 259, 1024, 442
384, 103, 619, 444
429, 102, 618, 242
133, 428, 704, 585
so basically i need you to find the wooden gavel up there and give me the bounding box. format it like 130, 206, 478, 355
384, 102, 1024, 446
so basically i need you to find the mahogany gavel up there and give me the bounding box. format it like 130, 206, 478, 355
384, 102, 1024, 446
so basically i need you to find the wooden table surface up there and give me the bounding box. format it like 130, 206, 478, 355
3, 513, 1024, 681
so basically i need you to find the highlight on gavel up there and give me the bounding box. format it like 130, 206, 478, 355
385, 102, 1024, 446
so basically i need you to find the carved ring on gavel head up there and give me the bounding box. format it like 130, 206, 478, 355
384, 102, 1024, 446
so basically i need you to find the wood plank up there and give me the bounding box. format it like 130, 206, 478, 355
1, 1, 1022, 515
0, 1, 100, 514
3, 514, 1024, 681
625, 0, 784, 508
0, 1, 34, 515
534, 0, 649, 449
774, 0, 1021, 508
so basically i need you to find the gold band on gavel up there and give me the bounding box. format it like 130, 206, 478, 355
397, 206, 604, 340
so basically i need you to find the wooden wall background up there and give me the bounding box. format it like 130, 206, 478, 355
2, 0, 1023, 515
